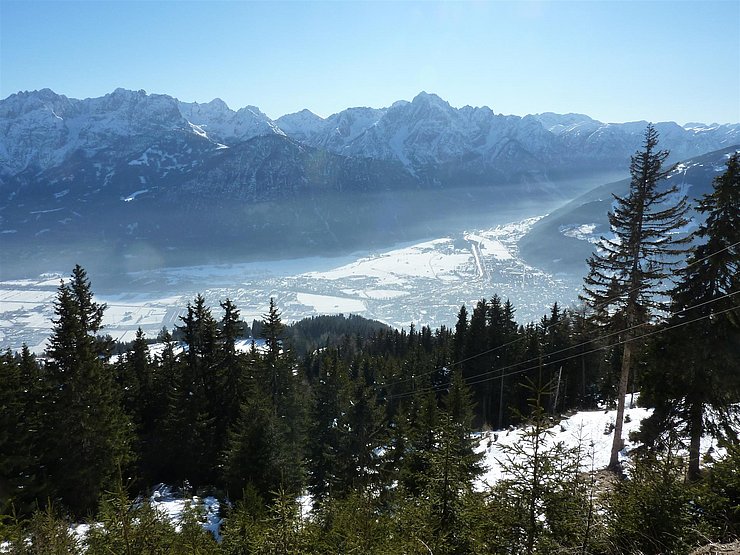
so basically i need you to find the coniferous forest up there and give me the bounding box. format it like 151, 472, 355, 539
1, 130, 739, 554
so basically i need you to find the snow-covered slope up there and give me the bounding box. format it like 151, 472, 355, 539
0, 89, 195, 176
477, 398, 652, 486
276, 92, 740, 172
477, 393, 724, 488
0, 88, 285, 177
285, 92, 556, 172
178, 98, 284, 144
518, 146, 740, 275
3, 87, 739, 180
275, 108, 326, 143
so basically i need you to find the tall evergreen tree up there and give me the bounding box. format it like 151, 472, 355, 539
165, 295, 219, 486
462, 299, 489, 427
223, 298, 305, 500
0, 349, 27, 514
452, 304, 468, 364
215, 298, 246, 451
640, 152, 740, 480
40, 265, 132, 516
425, 368, 483, 549
581, 125, 689, 469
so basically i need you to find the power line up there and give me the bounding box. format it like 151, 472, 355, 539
378, 239, 740, 391
384, 293, 739, 402
386, 303, 738, 401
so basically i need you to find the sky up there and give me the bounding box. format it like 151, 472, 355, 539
1, 0, 739, 124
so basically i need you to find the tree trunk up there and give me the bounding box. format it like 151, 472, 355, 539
688, 397, 703, 481
609, 339, 632, 470
498, 371, 504, 429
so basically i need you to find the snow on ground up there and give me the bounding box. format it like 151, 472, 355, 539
0, 287, 57, 309
149, 485, 222, 540
476, 394, 725, 488
304, 238, 473, 286
560, 223, 601, 243
122, 189, 149, 202
2, 215, 577, 351
295, 292, 368, 314
477, 397, 651, 487
465, 232, 513, 260
0, 487, 224, 552
341, 288, 410, 300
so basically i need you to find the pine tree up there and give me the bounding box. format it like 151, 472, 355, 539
223, 298, 305, 500
40, 265, 132, 516
222, 391, 276, 501
462, 299, 489, 427
497, 380, 591, 554
581, 125, 689, 470
306, 352, 347, 502
452, 304, 468, 364
215, 298, 246, 454
424, 369, 484, 548
0, 349, 26, 514
640, 152, 740, 480
117, 328, 151, 428
261, 297, 290, 407
169, 295, 220, 486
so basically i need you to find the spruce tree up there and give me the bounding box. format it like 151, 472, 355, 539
452, 304, 468, 364
640, 152, 740, 480
581, 125, 689, 470
223, 298, 305, 500
215, 298, 246, 454
306, 352, 347, 502
40, 265, 132, 516
423, 369, 483, 551
169, 295, 220, 486
0, 349, 26, 514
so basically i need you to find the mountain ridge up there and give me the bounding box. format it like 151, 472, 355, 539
2, 87, 739, 282
3, 88, 740, 178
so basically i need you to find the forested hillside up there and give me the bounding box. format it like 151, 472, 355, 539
0, 136, 738, 554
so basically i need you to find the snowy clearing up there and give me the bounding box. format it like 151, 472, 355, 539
294, 292, 367, 314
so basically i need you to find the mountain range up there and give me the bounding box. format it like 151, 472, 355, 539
1, 88, 739, 281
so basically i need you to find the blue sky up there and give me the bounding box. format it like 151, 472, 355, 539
1, 0, 738, 124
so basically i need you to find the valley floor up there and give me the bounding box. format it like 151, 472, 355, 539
0, 216, 582, 352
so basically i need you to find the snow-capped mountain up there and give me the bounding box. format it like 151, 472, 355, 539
0, 88, 200, 176
1, 87, 739, 282
273, 92, 740, 174
3, 87, 740, 181
177, 98, 284, 144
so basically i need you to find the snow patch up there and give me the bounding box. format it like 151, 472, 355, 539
477, 396, 652, 486
122, 189, 149, 202
295, 292, 367, 314
560, 223, 601, 243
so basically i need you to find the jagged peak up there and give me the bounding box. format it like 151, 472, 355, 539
2, 88, 66, 103
390, 100, 410, 109
109, 87, 147, 98
237, 105, 271, 120
278, 108, 324, 121
411, 91, 450, 108
535, 111, 594, 120
206, 97, 230, 110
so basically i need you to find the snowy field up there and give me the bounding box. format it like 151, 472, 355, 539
0, 216, 582, 353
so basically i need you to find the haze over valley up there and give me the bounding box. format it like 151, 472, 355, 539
1, 88, 738, 351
